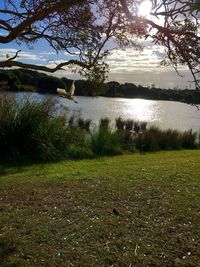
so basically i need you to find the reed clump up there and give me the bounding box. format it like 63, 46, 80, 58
0, 95, 198, 162
0, 94, 69, 161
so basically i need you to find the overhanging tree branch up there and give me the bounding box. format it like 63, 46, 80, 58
0, 58, 92, 73
0, 0, 199, 86
119, 0, 200, 89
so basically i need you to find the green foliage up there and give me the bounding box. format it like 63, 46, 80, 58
135, 126, 197, 152
0, 95, 198, 162
136, 127, 161, 152
0, 71, 21, 90
1, 69, 200, 104
67, 144, 94, 159
38, 76, 66, 93
136, 127, 181, 151
181, 130, 197, 149
125, 119, 134, 131
115, 118, 147, 151
116, 117, 125, 130
0, 95, 69, 161
75, 78, 200, 103
91, 121, 123, 156
75, 80, 108, 96
99, 118, 110, 130
34, 116, 69, 161
66, 115, 90, 146
15, 85, 36, 92
104, 82, 200, 104
77, 118, 92, 132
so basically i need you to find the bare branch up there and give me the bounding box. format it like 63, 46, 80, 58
0, 0, 199, 85
0, 59, 91, 73
119, 0, 200, 89
6, 50, 21, 61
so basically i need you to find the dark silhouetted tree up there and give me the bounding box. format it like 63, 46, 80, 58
0, 0, 199, 87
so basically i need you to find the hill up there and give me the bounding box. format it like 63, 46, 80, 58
0, 68, 200, 104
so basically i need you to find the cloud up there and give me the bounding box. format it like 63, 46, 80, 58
104, 44, 191, 88
0, 45, 192, 89
63, 51, 80, 57
152, 50, 165, 59
20, 52, 44, 61
0, 48, 44, 61
106, 47, 164, 72
40, 51, 57, 55
108, 68, 194, 89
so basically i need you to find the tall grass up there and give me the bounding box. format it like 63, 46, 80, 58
77, 118, 91, 132
0, 95, 198, 162
65, 115, 94, 159
181, 130, 197, 149
91, 119, 123, 156
91, 129, 123, 156
135, 126, 198, 152
0, 94, 69, 161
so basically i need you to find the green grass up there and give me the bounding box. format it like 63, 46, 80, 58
0, 150, 200, 266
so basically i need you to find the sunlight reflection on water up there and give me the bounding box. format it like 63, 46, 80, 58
9, 93, 200, 133
58, 96, 200, 133
115, 98, 158, 121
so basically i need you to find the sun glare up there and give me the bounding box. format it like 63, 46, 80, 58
138, 0, 152, 18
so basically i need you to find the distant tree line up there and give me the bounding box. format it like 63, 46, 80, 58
0, 69, 200, 104
104, 82, 200, 105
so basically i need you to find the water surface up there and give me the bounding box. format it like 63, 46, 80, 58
58, 96, 200, 133
12, 93, 200, 133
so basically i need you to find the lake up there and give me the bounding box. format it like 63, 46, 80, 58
13, 93, 200, 133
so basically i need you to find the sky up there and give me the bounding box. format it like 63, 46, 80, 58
0, 1, 194, 89
0, 38, 194, 89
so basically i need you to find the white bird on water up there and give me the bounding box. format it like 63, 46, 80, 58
57, 81, 78, 103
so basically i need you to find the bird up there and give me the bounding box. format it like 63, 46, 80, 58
57, 81, 78, 103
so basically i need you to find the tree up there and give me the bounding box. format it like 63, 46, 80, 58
0, 70, 21, 90
119, 0, 200, 88
38, 76, 66, 93
0, 0, 199, 87
0, 0, 121, 82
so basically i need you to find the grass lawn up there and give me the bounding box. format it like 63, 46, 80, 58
0, 150, 200, 266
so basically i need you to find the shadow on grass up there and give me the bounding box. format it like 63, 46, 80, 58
0, 156, 50, 176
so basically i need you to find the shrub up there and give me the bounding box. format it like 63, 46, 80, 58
66, 115, 91, 146
135, 126, 161, 152
161, 129, 182, 150
77, 118, 92, 132
99, 118, 110, 130
0, 94, 198, 161
33, 116, 70, 160
140, 121, 147, 131
198, 132, 200, 148
124, 119, 134, 131
0, 94, 69, 161
38, 76, 66, 94
115, 117, 125, 130
181, 130, 197, 149
67, 144, 94, 159
133, 122, 141, 133
91, 127, 123, 156
135, 126, 198, 152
